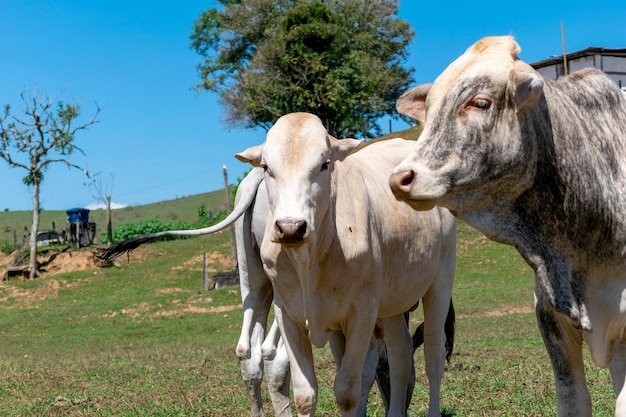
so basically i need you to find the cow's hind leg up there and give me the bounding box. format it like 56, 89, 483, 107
376, 312, 417, 414
381, 313, 413, 417
262, 319, 292, 417
236, 281, 271, 417
235, 211, 274, 416
535, 289, 591, 417
608, 341, 626, 416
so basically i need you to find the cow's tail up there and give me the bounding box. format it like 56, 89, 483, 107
96, 168, 264, 262
412, 299, 455, 362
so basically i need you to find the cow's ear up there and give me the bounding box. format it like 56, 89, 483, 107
513, 60, 544, 111
330, 136, 363, 161
396, 84, 432, 123
235, 144, 264, 167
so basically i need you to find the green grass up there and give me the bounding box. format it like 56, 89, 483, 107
0, 221, 616, 416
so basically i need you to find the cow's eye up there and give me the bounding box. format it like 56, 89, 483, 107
467, 96, 492, 111
321, 160, 330, 172
260, 163, 270, 175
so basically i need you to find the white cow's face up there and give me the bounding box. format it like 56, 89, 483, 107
389, 36, 544, 215
236, 112, 362, 246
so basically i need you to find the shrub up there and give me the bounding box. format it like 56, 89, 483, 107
101, 220, 189, 244
0, 239, 15, 255
100, 211, 231, 244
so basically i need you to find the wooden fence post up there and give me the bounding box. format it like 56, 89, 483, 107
222, 165, 238, 271
203, 252, 209, 291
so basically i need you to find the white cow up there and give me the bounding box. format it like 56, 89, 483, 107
235, 112, 456, 416
389, 36, 626, 416
232, 171, 423, 417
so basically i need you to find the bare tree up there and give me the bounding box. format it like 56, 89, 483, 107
86, 172, 115, 247
0, 88, 100, 278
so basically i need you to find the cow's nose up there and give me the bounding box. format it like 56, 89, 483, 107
389, 169, 416, 199
274, 219, 308, 243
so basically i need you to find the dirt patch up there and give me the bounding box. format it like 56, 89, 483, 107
103, 293, 242, 321
0, 278, 61, 307
39, 250, 100, 277
171, 252, 232, 273
0, 249, 101, 280
155, 287, 190, 295
0, 247, 235, 310
0, 247, 232, 280
456, 305, 534, 319
155, 303, 242, 317
0, 253, 13, 269
409, 305, 534, 326
456, 233, 491, 257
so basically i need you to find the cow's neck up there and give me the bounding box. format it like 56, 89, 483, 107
281, 199, 337, 347
314, 170, 341, 260
461, 86, 626, 331
529, 84, 626, 260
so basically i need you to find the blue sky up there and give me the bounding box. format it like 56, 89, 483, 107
1, 1, 624, 211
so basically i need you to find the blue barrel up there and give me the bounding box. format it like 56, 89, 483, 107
66, 208, 90, 223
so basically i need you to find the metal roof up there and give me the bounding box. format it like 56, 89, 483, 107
531, 46, 626, 69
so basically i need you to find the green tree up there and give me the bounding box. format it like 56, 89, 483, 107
190, 0, 414, 138
0, 89, 100, 278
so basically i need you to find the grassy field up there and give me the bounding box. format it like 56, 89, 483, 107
0, 127, 613, 415
0, 219, 616, 416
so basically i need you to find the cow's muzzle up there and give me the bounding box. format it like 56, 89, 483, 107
389, 169, 416, 200
273, 218, 308, 244
389, 169, 438, 211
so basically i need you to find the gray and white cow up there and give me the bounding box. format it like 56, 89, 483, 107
389, 35, 626, 417
236, 113, 456, 417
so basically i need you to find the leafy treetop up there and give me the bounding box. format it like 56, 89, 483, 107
190, 0, 414, 138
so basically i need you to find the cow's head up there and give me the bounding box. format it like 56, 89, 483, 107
235, 113, 362, 246
389, 36, 544, 215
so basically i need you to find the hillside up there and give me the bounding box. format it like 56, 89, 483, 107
0, 188, 230, 248
0, 125, 422, 249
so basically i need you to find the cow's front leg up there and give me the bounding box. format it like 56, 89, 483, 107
334, 312, 378, 416
609, 341, 626, 416
274, 304, 317, 416
535, 289, 591, 417
380, 313, 413, 417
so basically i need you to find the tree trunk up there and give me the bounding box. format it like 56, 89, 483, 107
106, 195, 113, 247
28, 179, 40, 279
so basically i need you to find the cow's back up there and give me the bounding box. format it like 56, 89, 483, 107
330, 138, 456, 317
